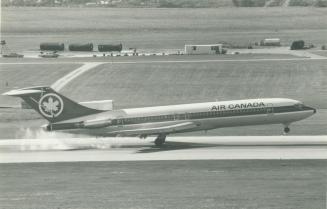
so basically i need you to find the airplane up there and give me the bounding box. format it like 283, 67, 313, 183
3, 86, 316, 146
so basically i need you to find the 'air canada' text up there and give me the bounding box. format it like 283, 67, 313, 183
211, 102, 265, 111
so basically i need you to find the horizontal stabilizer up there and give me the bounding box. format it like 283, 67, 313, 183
2, 89, 43, 96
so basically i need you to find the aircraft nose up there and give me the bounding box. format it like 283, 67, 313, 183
304, 105, 316, 114
313, 108, 316, 114
308, 106, 317, 114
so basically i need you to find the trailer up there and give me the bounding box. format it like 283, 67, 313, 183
184, 44, 225, 55
69, 43, 93, 51
260, 38, 281, 46
98, 44, 122, 52
40, 42, 65, 51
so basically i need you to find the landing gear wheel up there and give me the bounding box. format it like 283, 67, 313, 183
154, 134, 166, 146
284, 127, 290, 134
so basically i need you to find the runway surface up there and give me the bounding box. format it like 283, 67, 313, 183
0, 136, 326, 163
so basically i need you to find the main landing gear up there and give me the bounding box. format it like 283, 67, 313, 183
154, 134, 166, 146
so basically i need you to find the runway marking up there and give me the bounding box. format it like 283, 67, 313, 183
51, 62, 104, 91
0, 136, 326, 163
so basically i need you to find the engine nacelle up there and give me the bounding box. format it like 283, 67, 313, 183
79, 100, 113, 111
42, 118, 112, 131
82, 119, 112, 129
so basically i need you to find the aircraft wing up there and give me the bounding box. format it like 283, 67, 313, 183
108, 122, 199, 136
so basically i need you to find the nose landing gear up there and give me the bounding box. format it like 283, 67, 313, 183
154, 134, 166, 146
282, 123, 291, 135
283, 127, 290, 134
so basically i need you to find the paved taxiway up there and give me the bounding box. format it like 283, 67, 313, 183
1, 56, 326, 66
0, 136, 326, 163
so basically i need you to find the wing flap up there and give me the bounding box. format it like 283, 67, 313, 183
108, 122, 198, 136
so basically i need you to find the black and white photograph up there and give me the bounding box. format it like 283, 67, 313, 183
0, 0, 327, 208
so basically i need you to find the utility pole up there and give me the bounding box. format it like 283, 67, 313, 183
1, 40, 10, 55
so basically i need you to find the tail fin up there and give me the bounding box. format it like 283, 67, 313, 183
3, 86, 104, 123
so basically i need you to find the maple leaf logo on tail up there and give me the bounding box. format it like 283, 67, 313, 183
43, 97, 59, 112
38, 93, 64, 118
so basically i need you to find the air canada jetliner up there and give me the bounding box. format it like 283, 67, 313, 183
3, 86, 316, 146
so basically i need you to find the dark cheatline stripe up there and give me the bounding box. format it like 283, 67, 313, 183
112, 105, 312, 126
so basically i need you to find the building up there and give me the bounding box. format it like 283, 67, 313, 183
185, 44, 224, 55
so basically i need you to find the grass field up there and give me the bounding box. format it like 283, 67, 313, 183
2, 7, 327, 51
62, 59, 327, 109
0, 160, 326, 209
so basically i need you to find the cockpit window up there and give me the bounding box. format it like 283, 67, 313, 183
294, 103, 303, 110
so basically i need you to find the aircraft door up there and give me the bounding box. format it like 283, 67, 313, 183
116, 116, 124, 127
266, 103, 274, 115
184, 112, 190, 120
180, 112, 190, 120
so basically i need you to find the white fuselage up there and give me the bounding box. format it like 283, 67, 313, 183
59, 98, 316, 136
